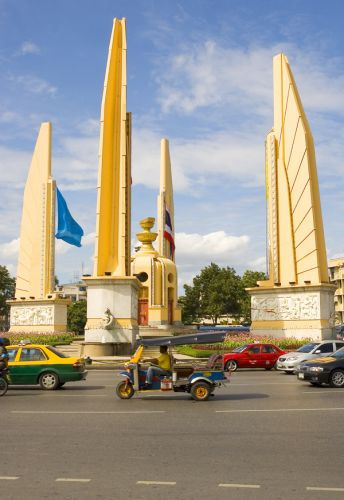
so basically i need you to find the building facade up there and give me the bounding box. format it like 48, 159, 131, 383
329, 258, 344, 325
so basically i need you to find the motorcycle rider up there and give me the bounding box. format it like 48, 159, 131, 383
0, 337, 10, 372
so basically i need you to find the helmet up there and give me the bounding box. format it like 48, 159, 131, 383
0, 337, 10, 346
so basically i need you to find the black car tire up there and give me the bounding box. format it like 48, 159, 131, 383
190, 381, 211, 401
225, 360, 238, 372
0, 376, 8, 396
310, 382, 322, 387
329, 369, 344, 388
39, 372, 60, 390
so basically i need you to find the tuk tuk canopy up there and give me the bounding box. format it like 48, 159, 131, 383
138, 331, 227, 347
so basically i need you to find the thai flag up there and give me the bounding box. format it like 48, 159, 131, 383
164, 208, 175, 259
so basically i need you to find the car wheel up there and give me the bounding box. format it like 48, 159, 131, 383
190, 382, 211, 401
39, 372, 59, 390
116, 381, 135, 399
0, 376, 8, 396
329, 369, 344, 388
225, 360, 238, 372
284, 371, 293, 375
265, 364, 274, 371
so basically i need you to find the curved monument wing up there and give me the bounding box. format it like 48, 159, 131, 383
94, 18, 131, 277
157, 138, 175, 261
15, 122, 55, 299
268, 53, 328, 286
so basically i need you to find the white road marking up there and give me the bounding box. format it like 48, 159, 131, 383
230, 382, 297, 386
302, 390, 344, 394
41, 394, 107, 397
11, 410, 166, 415
219, 483, 260, 489
137, 481, 176, 486
216, 407, 344, 413
307, 487, 344, 492
0, 476, 19, 480
56, 478, 91, 483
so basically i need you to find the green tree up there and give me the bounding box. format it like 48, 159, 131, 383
0, 265, 16, 330
67, 300, 87, 335
178, 284, 200, 324
179, 263, 243, 325
240, 270, 267, 323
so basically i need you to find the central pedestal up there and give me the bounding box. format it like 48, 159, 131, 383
83, 276, 140, 355
248, 284, 336, 340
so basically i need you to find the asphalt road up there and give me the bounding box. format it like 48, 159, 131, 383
2, 369, 344, 500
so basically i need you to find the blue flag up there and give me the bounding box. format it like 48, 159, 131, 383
55, 187, 84, 247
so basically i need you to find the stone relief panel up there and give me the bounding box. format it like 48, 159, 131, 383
251, 294, 320, 321
11, 306, 54, 325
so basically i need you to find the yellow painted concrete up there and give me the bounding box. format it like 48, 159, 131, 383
94, 18, 131, 277
132, 218, 181, 325
260, 53, 329, 288
157, 138, 175, 261
15, 122, 55, 299
253, 320, 331, 329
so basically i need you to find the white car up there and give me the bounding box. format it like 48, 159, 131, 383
276, 340, 344, 373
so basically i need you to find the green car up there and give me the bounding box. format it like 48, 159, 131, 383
7, 343, 87, 390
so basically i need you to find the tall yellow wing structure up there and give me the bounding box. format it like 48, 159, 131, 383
15, 122, 55, 299
93, 17, 131, 277
157, 138, 175, 261
263, 53, 329, 287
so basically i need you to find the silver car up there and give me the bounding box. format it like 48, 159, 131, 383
276, 340, 344, 373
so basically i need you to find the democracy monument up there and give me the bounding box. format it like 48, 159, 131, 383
7, 19, 335, 347
248, 54, 335, 340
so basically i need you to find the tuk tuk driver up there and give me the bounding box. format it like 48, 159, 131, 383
143, 345, 171, 389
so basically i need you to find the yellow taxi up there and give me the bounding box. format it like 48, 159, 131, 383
7, 343, 87, 390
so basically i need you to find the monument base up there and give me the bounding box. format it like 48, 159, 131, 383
247, 284, 336, 341
7, 296, 71, 334
83, 276, 140, 354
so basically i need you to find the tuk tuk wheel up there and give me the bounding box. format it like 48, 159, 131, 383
116, 380, 135, 399
190, 382, 211, 401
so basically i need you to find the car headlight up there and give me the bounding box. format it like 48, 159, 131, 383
309, 366, 324, 373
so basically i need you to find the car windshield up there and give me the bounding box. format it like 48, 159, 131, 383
232, 345, 249, 353
297, 343, 319, 353
46, 346, 68, 358
332, 347, 344, 358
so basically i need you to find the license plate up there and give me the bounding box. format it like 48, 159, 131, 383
298, 373, 304, 379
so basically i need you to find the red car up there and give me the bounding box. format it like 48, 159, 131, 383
223, 343, 286, 371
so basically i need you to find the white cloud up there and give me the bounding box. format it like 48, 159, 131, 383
175, 230, 251, 291
0, 145, 31, 187
10, 74, 57, 95
157, 41, 344, 117
82, 232, 95, 246
20, 41, 40, 55
176, 231, 249, 261
132, 126, 264, 191
77, 119, 99, 136
54, 136, 98, 190
0, 238, 19, 259
0, 111, 20, 123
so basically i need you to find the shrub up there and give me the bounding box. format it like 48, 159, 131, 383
0, 333, 75, 346
175, 335, 313, 358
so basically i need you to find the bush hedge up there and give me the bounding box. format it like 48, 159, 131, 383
0, 333, 76, 346
175, 334, 313, 358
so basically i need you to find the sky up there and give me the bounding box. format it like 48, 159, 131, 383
1, 0, 344, 293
